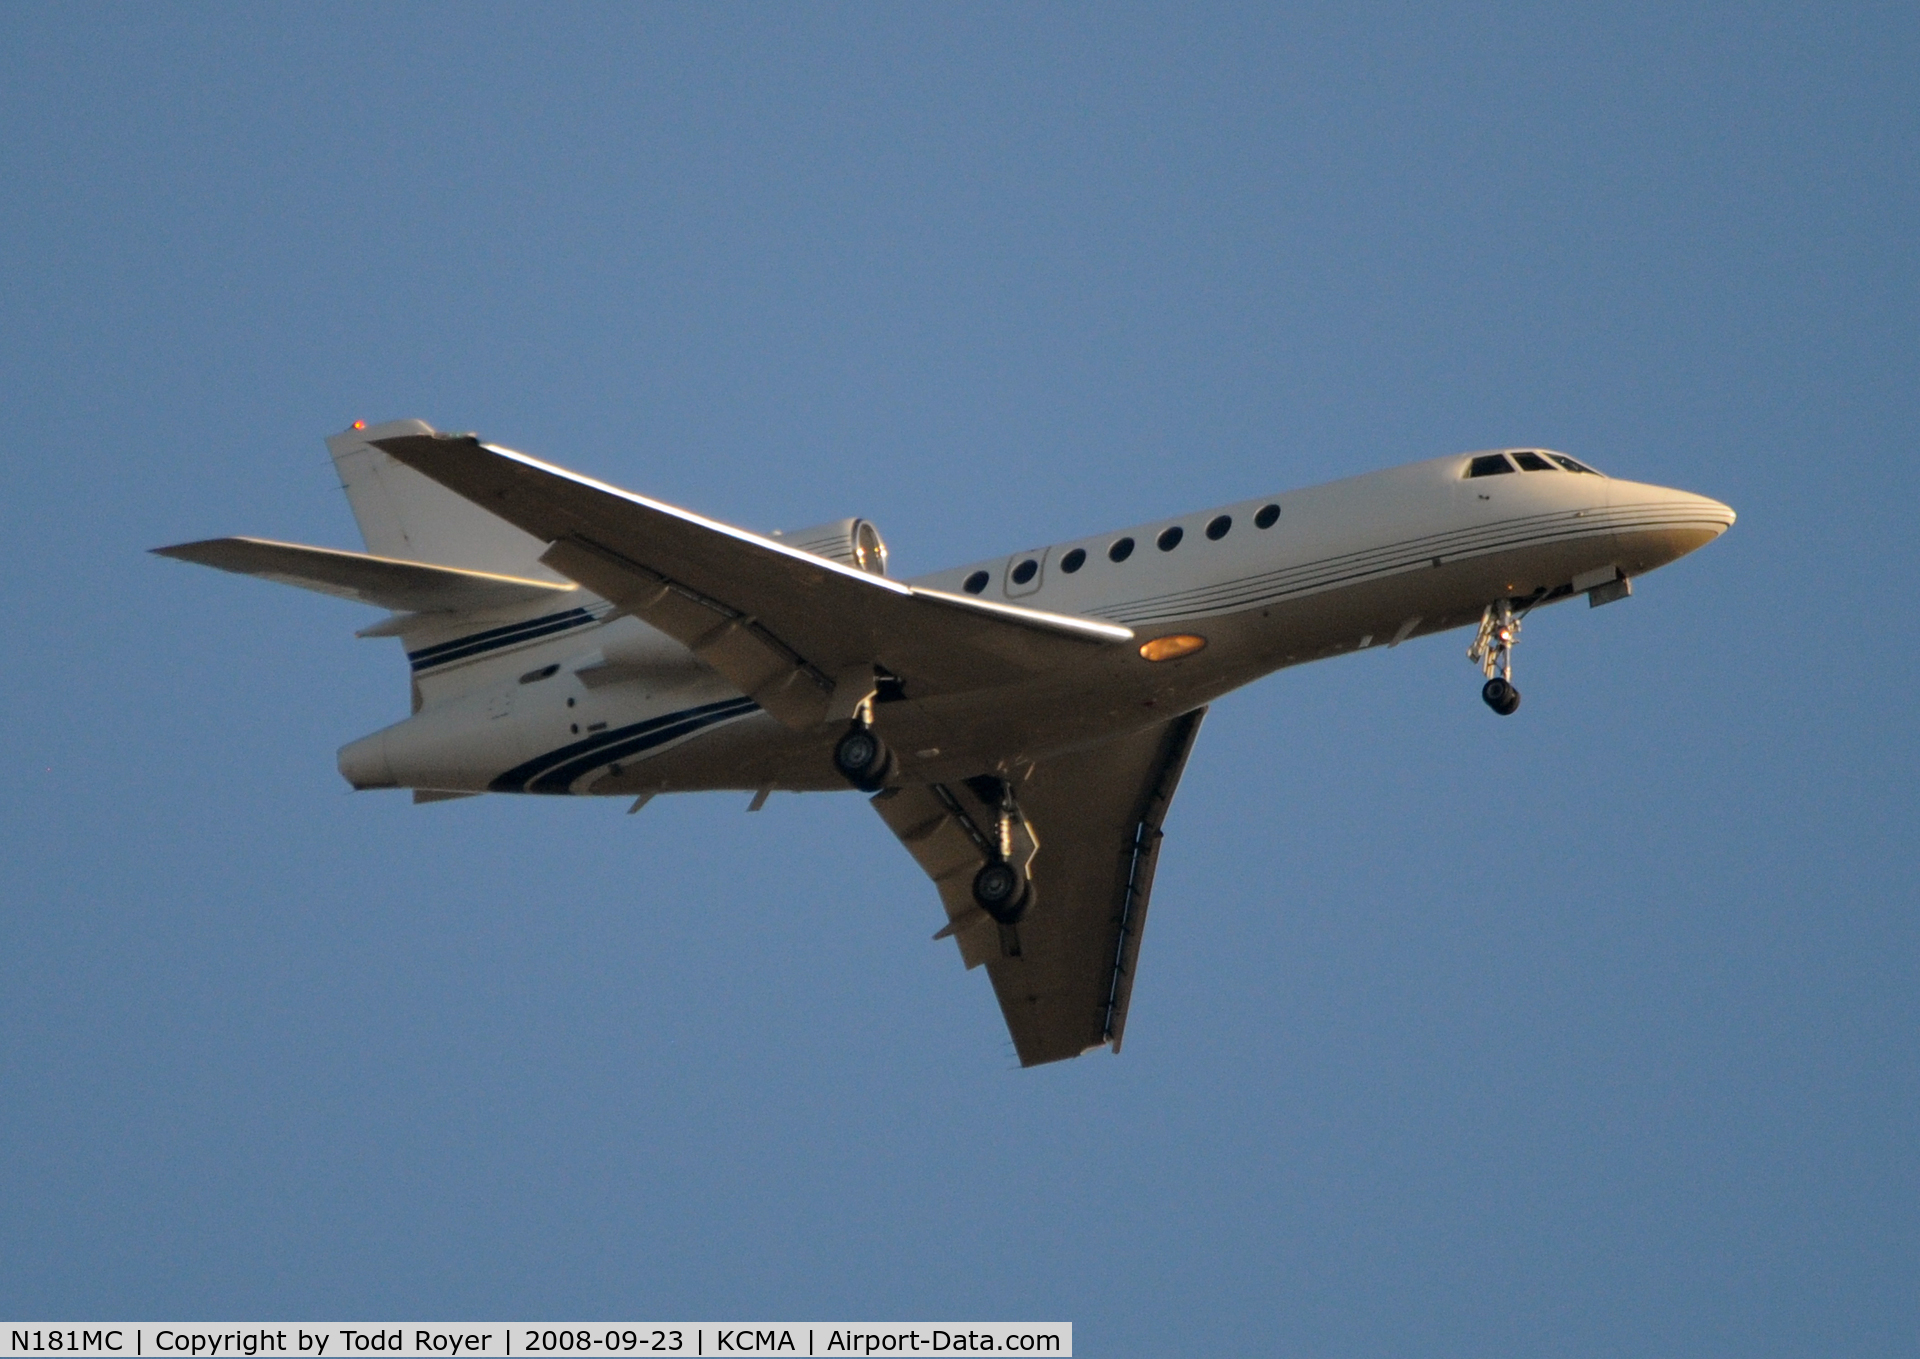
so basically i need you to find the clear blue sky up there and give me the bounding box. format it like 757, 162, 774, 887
3, 5, 1914, 1352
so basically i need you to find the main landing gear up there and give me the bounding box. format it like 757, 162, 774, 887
830, 719, 1031, 925
963, 776, 1033, 925
971, 859, 1030, 925
832, 720, 896, 792
1469, 599, 1524, 716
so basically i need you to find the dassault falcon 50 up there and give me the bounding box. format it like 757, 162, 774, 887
156, 422, 1734, 1065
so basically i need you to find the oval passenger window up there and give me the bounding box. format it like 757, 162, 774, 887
1109, 537, 1135, 562
963, 570, 989, 594
1060, 547, 1086, 573
1011, 559, 1038, 585
1255, 504, 1280, 529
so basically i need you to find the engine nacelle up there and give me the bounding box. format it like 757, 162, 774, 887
770, 517, 888, 576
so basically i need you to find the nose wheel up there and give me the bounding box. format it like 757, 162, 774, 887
1481, 676, 1521, 715
1469, 600, 1524, 716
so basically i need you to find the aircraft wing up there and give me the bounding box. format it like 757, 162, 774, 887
151, 536, 574, 613
874, 708, 1207, 1066
373, 432, 1134, 727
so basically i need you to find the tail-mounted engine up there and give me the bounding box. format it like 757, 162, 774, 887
770, 517, 888, 576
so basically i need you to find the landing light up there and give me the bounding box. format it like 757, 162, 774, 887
1140, 634, 1207, 662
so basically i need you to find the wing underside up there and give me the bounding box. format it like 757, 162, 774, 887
875, 708, 1207, 1065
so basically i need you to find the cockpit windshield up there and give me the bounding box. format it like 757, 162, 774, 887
1465, 449, 1605, 478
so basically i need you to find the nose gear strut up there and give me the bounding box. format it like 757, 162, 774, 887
1469, 599, 1524, 715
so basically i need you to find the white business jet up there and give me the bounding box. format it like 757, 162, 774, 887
156, 422, 1733, 1065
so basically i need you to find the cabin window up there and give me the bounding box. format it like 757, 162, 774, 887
1109, 537, 1136, 562
1467, 454, 1516, 477
1255, 503, 1280, 529
1157, 526, 1184, 551
519, 663, 560, 684
963, 570, 990, 594
1060, 547, 1086, 573
1206, 514, 1232, 540
1550, 454, 1601, 474
1513, 451, 1555, 472
1011, 558, 1038, 585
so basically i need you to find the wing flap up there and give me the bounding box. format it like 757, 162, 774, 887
540, 535, 837, 727
151, 537, 574, 613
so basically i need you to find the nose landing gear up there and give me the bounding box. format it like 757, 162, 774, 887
1469, 600, 1524, 715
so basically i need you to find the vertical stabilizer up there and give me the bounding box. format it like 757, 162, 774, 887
326, 420, 567, 581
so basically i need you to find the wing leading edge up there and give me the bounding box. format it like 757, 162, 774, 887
875, 708, 1207, 1066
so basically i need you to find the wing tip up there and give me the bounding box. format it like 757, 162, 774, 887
150, 537, 237, 563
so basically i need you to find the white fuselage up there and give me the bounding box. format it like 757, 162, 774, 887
338, 448, 1733, 798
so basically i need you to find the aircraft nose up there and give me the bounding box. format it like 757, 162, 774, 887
1606, 480, 1735, 577
1615, 479, 1736, 533
1685, 490, 1737, 536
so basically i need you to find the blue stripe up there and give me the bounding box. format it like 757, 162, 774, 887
409, 608, 593, 663
489, 697, 762, 795
408, 608, 598, 673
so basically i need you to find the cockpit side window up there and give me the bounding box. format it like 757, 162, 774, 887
1513, 451, 1554, 471
1549, 454, 1601, 474
1467, 454, 1516, 478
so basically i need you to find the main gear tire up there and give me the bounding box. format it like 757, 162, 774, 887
832, 724, 896, 791
972, 860, 1031, 925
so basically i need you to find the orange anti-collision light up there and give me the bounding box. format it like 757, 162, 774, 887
1139, 634, 1207, 662
352, 420, 366, 430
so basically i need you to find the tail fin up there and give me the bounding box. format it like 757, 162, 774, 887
327, 420, 567, 581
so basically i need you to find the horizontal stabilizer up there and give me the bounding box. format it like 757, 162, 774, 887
151, 537, 575, 614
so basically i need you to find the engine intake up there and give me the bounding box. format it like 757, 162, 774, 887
771, 517, 888, 576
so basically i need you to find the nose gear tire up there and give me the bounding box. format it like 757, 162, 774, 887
1482, 677, 1522, 716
